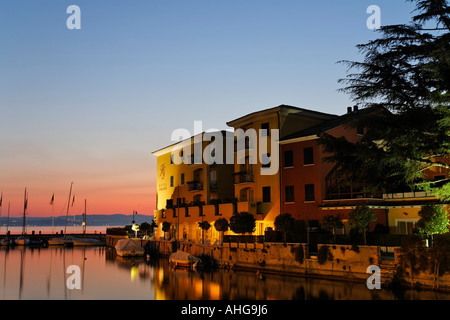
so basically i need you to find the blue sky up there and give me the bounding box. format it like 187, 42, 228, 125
0, 0, 417, 216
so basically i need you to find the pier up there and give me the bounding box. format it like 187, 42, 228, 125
1, 231, 106, 246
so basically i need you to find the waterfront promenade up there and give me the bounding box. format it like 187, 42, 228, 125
102, 235, 450, 293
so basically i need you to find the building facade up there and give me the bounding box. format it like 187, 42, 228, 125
153, 104, 449, 240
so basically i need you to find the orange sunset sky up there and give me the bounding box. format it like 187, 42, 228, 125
1, 2, 412, 218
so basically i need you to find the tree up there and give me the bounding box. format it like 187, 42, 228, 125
229, 211, 256, 235
321, 214, 344, 244
399, 236, 428, 288
198, 221, 211, 243
140, 220, 157, 236
162, 221, 171, 240
428, 235, 450, 290
416, 204, 450, 245
319, 0, 450, 200
348, 205, 377, 245
274, 213, 295, 243
214, 217, 229, 243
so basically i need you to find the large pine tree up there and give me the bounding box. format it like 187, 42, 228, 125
320, 0, 450, 199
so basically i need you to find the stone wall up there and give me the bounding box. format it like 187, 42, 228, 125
147, 240, 382, 283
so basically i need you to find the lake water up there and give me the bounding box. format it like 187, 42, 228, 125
1, 245, 450, 301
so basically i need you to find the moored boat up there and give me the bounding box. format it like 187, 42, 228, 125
0, 238, 12, 246
15, 236, 30, 246
169, 251, 202, 269
115, 239, 145, 257
72, 237, 103, 246
48, 237, 74, 246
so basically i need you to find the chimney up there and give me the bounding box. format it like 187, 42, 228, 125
347, 106, 352, 114
353, 105, 359, 112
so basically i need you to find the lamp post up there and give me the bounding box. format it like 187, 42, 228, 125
132, 210, 139, 238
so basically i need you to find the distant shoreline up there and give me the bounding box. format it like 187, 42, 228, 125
0, 213, 154, 228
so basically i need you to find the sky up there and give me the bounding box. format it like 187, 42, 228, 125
0, 0, 417, 218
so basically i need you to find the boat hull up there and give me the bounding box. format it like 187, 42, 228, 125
116, 249, 145, 257
16, 239, 30, 246
114, 239, 145, 257
48, 239, 73, 246
72, 239, 103, 246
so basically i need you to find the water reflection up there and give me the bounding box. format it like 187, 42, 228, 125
1, 246, 449, 300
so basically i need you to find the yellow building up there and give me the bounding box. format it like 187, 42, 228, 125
152, 105, 337, 242
225, 104, 337, 235
152, 131, 235, 242
383, 158, 450, 234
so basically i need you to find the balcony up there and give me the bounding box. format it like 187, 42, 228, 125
237, 201, 257, 215
233, 171, 254, 184
383, 191, 435, 199
187, 180, 203, 192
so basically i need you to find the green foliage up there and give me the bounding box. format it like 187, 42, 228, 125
319, 0, 450, 198
417, 204, 450, 236
399, 236, 428, 288
348, 205, 377, 231
348, 205, 377, 245
274, 213, 296, 233
140, 220, 157, 234
198, 220, 211, 231
214, 218, 229, 232
229, 211, 256, 235
162, 221, 171, 233
321, 214, 344, 233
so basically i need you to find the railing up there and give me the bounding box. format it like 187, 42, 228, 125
187, 180, 203, 191
233, 171, 254, 184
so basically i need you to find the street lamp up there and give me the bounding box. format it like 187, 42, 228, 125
132, 210, 139, 238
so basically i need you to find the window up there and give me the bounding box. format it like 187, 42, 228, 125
304, 147, 314, 165
262, 186, 271, 203
210, 168, 217, 188
285, 186, 295, 203
170, 176, 174, 188
305, 184, 315, 201
284, 150, 294, 167
357, 126, 364, 135
261, 122, 270, 136
397, 221, 415, 235
181, 173, 185, 185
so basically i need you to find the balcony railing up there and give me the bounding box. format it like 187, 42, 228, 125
233, 171, 254, 184
187, 180, 203, 191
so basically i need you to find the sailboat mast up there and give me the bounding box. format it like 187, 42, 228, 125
64, 182, 73, 238
22, 188, 27, 235
6, 202, 10, 238
83, 199, 86, 236
0, 192, 2, 234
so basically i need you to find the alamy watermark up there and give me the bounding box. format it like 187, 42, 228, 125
170, 121, 279, 175
367, 5, 381, 30
66, 265, 81, 290
366, 265, 381, 290
67, 5, 81, 30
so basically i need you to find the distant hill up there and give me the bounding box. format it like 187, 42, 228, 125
1, 214, 154, 227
